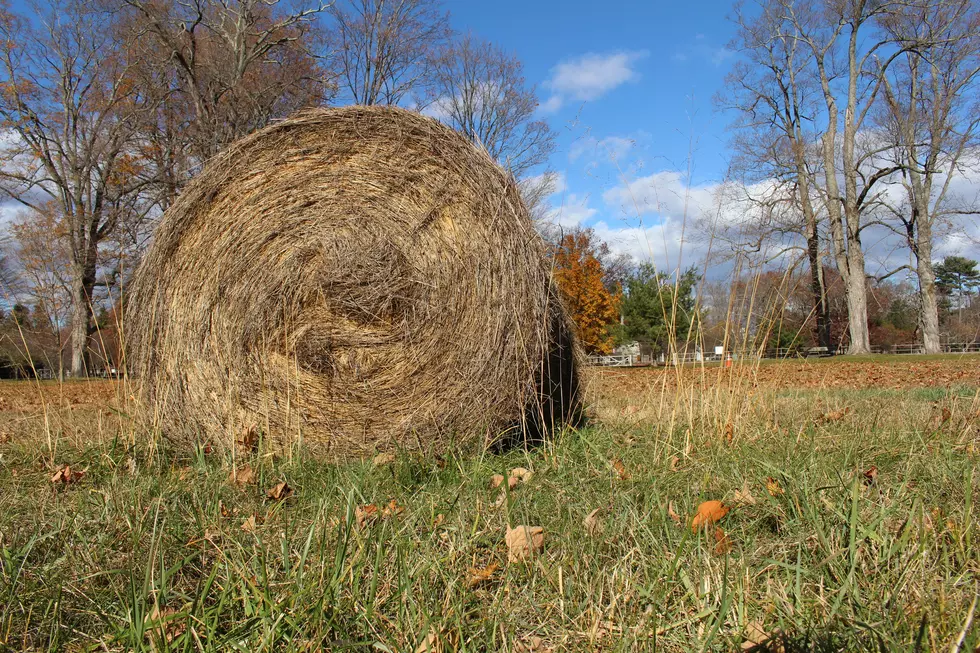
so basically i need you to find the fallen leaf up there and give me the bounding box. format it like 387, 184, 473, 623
669, 456, 680, 471
466, 562, 499, 588
415, 631, 441, 653
382, 499, 405, 518
766, 477, 784, 496
691, 500, 729, 531
356, 504, 379, 528
506, 525, 545, 563
433, 513, 445, 528
490, 474, 506, 489
509, 467, 533, 486
50, 465, 84, 485
734, 481, 757, 505
266, 481, 292, 501
667, 501, 682, 525
516, 635, 554, 652
583, 508, 604, 536
621, 404, 640, 416
713, 527, 733, 554
230, 464, 255, 486
241, 515, 257, 533
724, 422, 734, 444
372, 452, 396, 466
145, 603, 184, 650
219, 501, 231, 518
941, 406, 952, 424
863, 465, 878, 487
611, 458, 631, 480
741, 621, 785, 651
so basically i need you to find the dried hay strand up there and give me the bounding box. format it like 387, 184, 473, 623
126, 106, 581, 457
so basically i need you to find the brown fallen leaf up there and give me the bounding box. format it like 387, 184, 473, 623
941, 406, 952, 424
734, 481, 757, 506
506, 525, 545, 563
356, 504, 379, 528
583, 508, 604, 536
433, 513, 445, 528
724, 422, 734, 444
765, 477, 784, 496
240, 515, 257, 533
219, 501, 231, 518
863, 465, 878, 487
490, 474, 506, 489
713, 527, 733, 555
372, 452, 396, 466
612, 458, 631, 480
50, 465, 84, 485
466, 562, 499, 588
382, 499, 405, 518
266, 481, 292, 501
667, 501, 682, 525
669, 456, 680, 472
621, 404, 640, 416
691, 500, 729, 531
741, 621, 785, 652
229, 464, 255, 486
145, 603, 185, 650
516, 635, 554, 652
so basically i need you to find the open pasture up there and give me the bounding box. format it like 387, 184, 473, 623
0, 356, 978, 651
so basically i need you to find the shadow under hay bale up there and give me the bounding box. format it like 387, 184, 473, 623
127, 106, 582, 458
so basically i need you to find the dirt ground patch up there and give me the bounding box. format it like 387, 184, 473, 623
0, 380, 120, 413
591, 356, 980, 399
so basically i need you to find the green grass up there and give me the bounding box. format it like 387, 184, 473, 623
0, 385, 978, 651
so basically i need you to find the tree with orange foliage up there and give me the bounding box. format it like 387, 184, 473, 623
551, 228, 622, 355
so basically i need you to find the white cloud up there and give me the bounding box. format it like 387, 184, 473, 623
603, 171, 719, 220
541, 51, 647, 113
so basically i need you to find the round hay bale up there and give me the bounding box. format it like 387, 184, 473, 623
127, 106, 581, 457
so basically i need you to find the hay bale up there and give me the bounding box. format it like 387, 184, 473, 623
127, 106, 581, 457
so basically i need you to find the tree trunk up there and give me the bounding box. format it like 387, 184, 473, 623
914, 220, 941, 354
844, 246, 871, 354
69, 260, 96, 377
804, 213, 831, 349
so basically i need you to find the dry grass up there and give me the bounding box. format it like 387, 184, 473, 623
126, 106, 580, 458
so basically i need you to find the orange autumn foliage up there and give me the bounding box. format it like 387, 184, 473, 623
552, 230, 620, 355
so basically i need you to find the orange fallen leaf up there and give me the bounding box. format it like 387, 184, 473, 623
691, 500, 729, 531
490, 474, 506, 489
433, 513, 445, 528
382, 499, 405, 518
667, 501, 682, 525
266, 481, 292, 501
466, 562, 499, 588
724, 422, 734, 444
506, 525, 545, 563
611, 458, 631, 480
356, 504, 379, 528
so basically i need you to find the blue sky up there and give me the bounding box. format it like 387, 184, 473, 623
450, 0, 743, 267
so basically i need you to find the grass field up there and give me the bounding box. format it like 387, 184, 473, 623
0, 356, 978, 651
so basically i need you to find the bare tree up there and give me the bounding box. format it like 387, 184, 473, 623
782, 0, 921, 354
125, 0, 331, 170
877, 0, 980, 353
427, 33, 555, 179
721, 0, 832, 348
327, 0, 450, 106
0, 0, 150, 375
